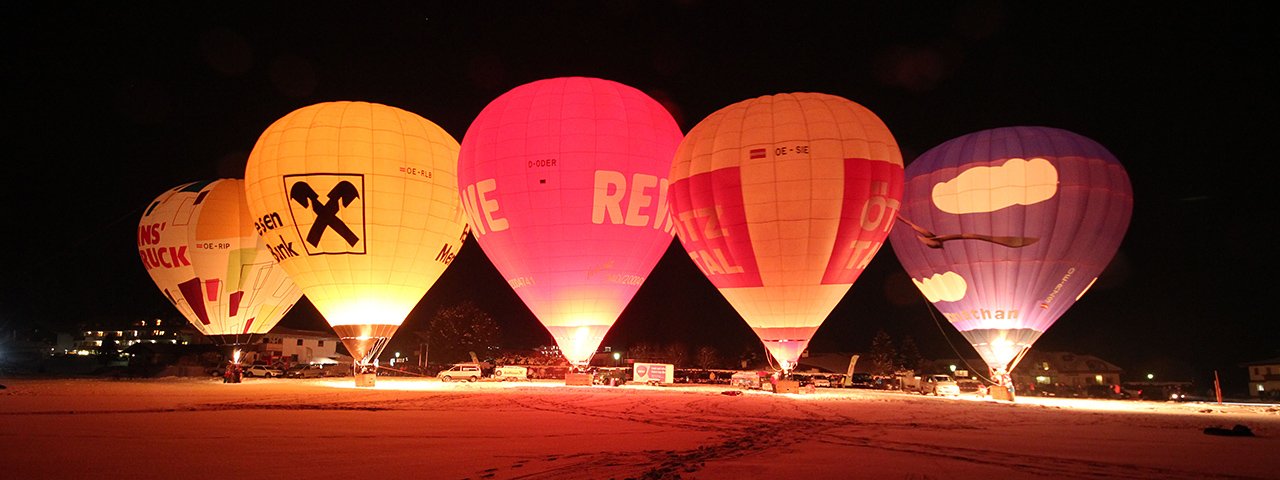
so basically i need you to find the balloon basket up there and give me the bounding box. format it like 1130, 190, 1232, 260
354, 372, 376, 388
774, 379, 801, 394
564, 373, 592, 386
989, 385, 1014, 401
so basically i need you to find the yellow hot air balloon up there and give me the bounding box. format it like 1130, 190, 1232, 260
244, 101, 467, 387
138, 179, 302, 347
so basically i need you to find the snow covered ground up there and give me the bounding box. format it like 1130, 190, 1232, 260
2, 377, 1277, 479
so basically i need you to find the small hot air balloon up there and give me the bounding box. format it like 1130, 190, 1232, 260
138, 179, 301, 349
457, 77, 683, 368
888, 126, 1133, 391
669, 93, 904, 374
244, 101, 468, 387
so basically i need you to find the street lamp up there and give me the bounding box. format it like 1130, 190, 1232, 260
613, 352, 621, 366
1146, 373, 1154, 380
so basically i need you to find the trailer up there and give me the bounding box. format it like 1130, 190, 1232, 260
633, 362, 675, 385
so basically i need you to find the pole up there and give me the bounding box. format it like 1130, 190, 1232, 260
1214, 370, 1223, 405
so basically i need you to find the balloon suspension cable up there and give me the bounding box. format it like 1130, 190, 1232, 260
919, 296, 995, 384
1004, 347, 1032, 377
761, 340, 781, 375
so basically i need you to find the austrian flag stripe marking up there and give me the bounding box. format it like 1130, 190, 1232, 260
749, 148, 766, 159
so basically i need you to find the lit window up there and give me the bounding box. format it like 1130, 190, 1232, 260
1035, 376, 1051, 384
1042, 362, 1050, 371
1095, 375, 1104, 384
1260, 384, 1266, 392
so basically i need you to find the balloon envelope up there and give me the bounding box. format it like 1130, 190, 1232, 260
138, 179, 301, 344
669, 93, 904, 371
888, 126, 1133, 373
244, 101, 468, 365
457, 77, 683, 366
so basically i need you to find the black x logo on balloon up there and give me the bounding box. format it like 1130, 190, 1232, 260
290, 181, 361, 248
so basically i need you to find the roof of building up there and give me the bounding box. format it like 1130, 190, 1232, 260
1239, 357, 1280, 367
260, 327, 339, 340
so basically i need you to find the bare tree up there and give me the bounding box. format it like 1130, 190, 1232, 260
696, 346, 719, 370
665, 343, 688, 368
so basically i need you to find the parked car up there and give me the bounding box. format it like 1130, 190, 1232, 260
956, 379, 985, 394
920, 374, 960, 396
285, 364, 328, 378
438, 363, 483, 382
243, 365, 283, 378
848, 373, 875, 389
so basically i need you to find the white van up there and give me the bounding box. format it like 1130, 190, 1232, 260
438, 363, 483, 382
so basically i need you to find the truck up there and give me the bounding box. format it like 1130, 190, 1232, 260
492, 365, 529, 381
633, 362, 674, 385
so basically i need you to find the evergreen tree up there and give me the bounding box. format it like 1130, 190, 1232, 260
898, 335, 923, 372
869, 329, 897, 375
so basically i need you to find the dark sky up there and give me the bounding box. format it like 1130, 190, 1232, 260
4, 2, 1274, 386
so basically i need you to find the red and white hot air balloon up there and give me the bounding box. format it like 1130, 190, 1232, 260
669, 92, 904, 373
457, 77, 683, 367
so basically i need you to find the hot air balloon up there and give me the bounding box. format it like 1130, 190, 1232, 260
137, 179, 301, 359
244, 101, 468, 387
457, 77, 683, 370
669, 93, 904, 374
888, 126, 1133, 393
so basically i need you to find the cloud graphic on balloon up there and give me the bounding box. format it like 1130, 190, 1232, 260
912, 271, 967, 302
931, 157, 1058, 214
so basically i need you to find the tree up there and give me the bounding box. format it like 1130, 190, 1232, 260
664, 343, 689, 368
898, 335, 922, 373
696, 346, 719, 370
628, 342, 660, 363
868, 329, 897, 375
427, 301, 500, 364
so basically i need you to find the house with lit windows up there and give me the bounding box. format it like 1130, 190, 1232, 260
1241, 357, 1280, 399
1012, 351, 1124, 389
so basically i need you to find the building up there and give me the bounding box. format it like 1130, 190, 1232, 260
72, 318, 187, 355
928, 351, 1124, 389
1241, 357, 1280, 399
249, 327, 341, 367
1012, 351, 1124, 389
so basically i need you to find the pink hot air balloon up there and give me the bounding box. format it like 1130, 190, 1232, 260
889, 126, 1133, 387
669, 93, 904, 373
457, 77, 683, 367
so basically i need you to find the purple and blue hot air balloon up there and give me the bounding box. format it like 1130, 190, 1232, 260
889, 126, 1133, 378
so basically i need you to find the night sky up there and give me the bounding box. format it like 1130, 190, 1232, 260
5, 2, 1274, 386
